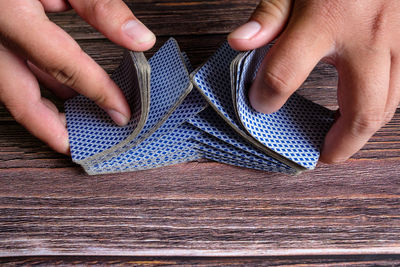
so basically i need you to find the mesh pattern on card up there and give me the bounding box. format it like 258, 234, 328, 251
65, 39, 333, 175
188, 108, 290, 168
192, 42, 243, 128
86, 89, 206, 174
72, 39, 192, 169
236, 46, 334, 169
65, 51, 145, 161
193, 137, 294, 174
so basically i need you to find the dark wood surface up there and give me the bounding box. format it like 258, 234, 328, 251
1, 0, 400, 265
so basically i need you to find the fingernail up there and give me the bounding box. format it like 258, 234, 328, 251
122, 20, 155, 44
229, 21, 261, 40
107, 109, 129, 126
64, 135, 71, 155
59, 113, 67, 127
58, 131, 70, 155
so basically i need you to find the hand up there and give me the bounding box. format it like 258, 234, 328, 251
228, 0, 400, 163
0, 0, 155, 154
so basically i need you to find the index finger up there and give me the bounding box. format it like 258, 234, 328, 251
0, 0, 131, 125
69, 0, 155, 52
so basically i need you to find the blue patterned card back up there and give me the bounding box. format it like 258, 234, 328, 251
234, 47, 334, 169
192, 42, 334, 170
65, 38, 333, 175
66, 38, 196, 173
65, 50, 148, 162
86, 89, 207, 174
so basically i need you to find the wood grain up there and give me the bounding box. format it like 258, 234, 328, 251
0, 0, 400, 262
1, 149, 400, 256
47, 1, 259, 39
2, 255, 400, 266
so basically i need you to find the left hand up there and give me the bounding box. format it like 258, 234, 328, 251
0, 0, 155, 154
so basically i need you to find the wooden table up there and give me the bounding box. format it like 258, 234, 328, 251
1, 1, 400, 265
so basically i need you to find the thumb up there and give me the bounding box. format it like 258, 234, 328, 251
228, 0, 291, 51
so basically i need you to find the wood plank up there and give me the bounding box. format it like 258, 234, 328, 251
47, 1, 259, 39
1, 255, 400, 266
0, 154, 400, 256
1, 0, 400, 259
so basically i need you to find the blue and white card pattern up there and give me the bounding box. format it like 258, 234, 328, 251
188, 108, 295, 174
65, 50, 147, 162
65, 38, 333, 175
234, 47, 334, 169
84, 52, 209, 174
192, 42, 334, 170
67, 38, 199, 174
86, 89, 207, 174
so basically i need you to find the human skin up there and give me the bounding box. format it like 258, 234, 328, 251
0, 0, 155, 154
229, 0, 400, 163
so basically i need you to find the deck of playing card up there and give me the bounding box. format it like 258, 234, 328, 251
65, 38, 334, 175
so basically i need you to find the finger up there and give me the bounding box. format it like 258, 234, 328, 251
228, 0, 292, 51
68, 0, 155, 51
0, 1, 131, 126
0, 45, 69, 154
248, 10, 335, 114
320, 49, 391, 163
383, 54, 400, 125
38, 0, 71, 12
27, 61, 77, 100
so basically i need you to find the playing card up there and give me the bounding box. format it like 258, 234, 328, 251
192, 42, 334, 172
65, 38, 334, 175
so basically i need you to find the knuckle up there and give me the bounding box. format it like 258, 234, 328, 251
46, 62, 81, 89
91, 0, 115, 18
349, 111, 384, 136
91, 91, 107, 107
255, 0, 289, 20
368, 3, 389, 44
262, 69, 291, 95
9, 105, 30, 125
1, 95, 31, 126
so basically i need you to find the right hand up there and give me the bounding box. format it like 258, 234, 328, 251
229, 0, 400, 164
0, 0, 155, 154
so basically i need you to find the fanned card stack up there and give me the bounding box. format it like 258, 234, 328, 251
65, 38, 334, 175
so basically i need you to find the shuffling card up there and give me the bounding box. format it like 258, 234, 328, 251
65, 38, 334, 175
